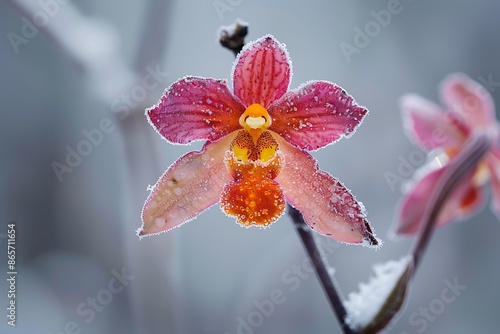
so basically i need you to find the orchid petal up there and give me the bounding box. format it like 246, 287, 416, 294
457, 183, 486, 217
273, 134, 379, 246
221, 150, 285, 227
232, 35, 291, 108
487, 148, 500, 218
268, 81, 368, 151
147, 77, 244, 144
441, 73, 495, 129
395, 163, 476, 235
401, 94, 469, 151
396, 166, 449, 235
138, 133, 237, 237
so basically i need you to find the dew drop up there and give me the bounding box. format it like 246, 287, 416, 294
154, 217, 166, 228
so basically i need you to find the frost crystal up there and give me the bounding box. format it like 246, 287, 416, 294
344, 256, 411, 329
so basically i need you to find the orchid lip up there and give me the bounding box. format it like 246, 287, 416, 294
245, 116, 266, 129
239, 103, 272, 129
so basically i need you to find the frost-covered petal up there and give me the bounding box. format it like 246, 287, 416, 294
395, 163, 477, 235
147, 77, 244, 144
268, 81, 368, 151
138, 133, 236, 237
273, 134, 379, 246
401, 94, 469, 151
232, 35, 291, 108
441, 73, 495, 130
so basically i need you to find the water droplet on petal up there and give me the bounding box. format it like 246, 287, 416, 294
155, 217, 166, 228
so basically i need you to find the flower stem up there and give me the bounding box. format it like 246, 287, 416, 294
411, 134, 490, 272
289, 206, 356, 334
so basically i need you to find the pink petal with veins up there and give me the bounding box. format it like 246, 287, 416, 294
232, 35, 291, 108
268, 81, 368, 151
147, 77, 244, 144
401, 94, 469, 151
441, 73, 495, 129
273, 134, 379, 246
138, 133, 237, 237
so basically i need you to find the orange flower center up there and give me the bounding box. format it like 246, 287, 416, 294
232, 104, 277, 162
239, 103, 273, 129
220, 104, 285, 227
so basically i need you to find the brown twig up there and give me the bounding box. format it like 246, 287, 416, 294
219, 20, 248, 56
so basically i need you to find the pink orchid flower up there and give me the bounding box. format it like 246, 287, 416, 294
396, 73, 500, 235
137, 35, 379, 246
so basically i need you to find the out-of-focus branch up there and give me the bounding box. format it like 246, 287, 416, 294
7, 1, 178, 332
120, 1, 181, 334
134, 0, 172, 73
7, 0, 134, 102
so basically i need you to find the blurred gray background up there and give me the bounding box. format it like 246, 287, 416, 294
1, 0, 499, 333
